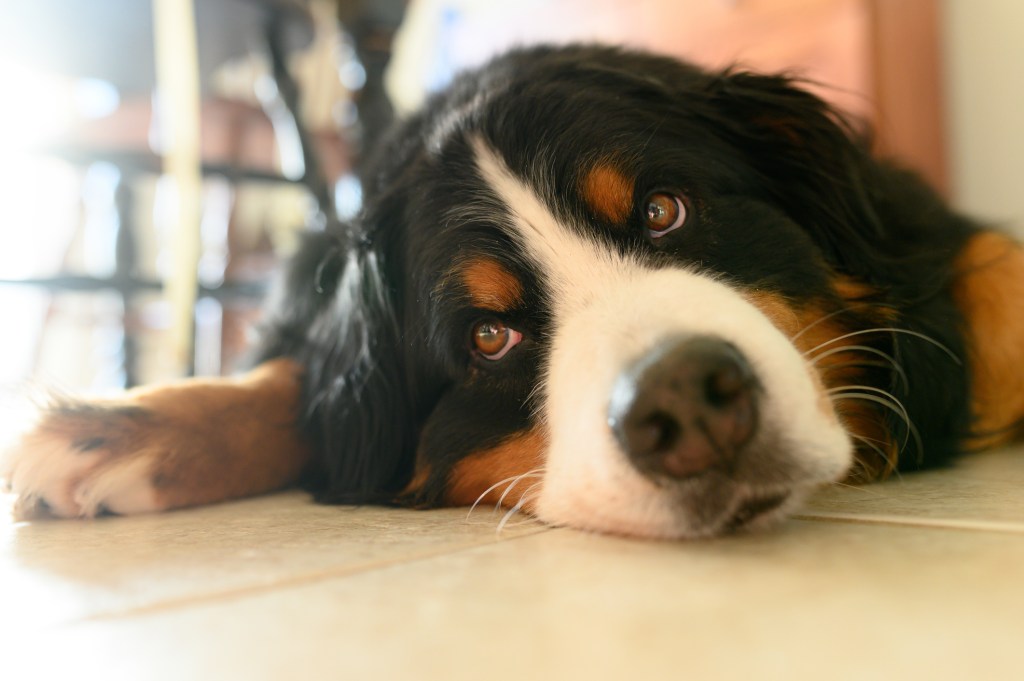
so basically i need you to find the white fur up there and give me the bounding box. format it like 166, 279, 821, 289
474, 140, 853, 538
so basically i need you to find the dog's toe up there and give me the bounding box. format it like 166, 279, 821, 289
1, 418, 160, 520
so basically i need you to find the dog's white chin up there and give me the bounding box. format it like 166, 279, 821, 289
536, 480, 812, 540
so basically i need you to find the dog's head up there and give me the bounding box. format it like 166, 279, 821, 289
268, 45, 962, 538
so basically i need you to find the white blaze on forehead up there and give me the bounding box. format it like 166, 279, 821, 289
472, 139, 852, 538
472, 140, 645, 315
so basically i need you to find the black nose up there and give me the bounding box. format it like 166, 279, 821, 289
608, 336, 759, 480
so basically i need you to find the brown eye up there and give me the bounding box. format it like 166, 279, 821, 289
643, 192, 687, 237
472, 320, 523, 361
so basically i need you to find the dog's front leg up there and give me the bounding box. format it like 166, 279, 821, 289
1, 359, 310, 519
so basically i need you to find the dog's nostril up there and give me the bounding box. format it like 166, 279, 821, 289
608, 335, 760, 480
704, 362, 746, 408
639, 411, 681, 454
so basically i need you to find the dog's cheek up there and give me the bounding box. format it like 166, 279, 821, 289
444, 429, 547, 509
742, 291, 839, 423
400, 378, 540, 508
743, 287, 902, 477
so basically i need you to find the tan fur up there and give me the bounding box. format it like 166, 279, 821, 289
445, 429, 546, 509
581, 163, 633, 224
953, 231, 1024, 448
744, 287, 898, 479
461, 258, 524, 312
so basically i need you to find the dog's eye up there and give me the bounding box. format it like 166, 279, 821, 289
472, 320, 523, 361
643, 192, 687, 237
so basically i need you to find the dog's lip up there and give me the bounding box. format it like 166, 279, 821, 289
724, 491, 791, 531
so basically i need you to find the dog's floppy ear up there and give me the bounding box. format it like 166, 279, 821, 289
702, 70, 889, 275
256, 225, 412, 503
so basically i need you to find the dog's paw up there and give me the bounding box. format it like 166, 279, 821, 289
1, 360, 311, 521
1, 403, 163, 519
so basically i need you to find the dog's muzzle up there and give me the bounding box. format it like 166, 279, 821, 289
608, 335, 760, 482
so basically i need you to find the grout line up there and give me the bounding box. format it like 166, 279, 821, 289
794, 511, 1024, 534
59, 525, 554, 626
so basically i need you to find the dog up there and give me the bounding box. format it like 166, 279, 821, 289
3, 45, 1023, 539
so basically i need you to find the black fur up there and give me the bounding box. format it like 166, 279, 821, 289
255, 45, 977, 505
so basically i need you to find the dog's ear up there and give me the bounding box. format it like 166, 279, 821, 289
702, 71, 890, 275
256, 226, 413, 503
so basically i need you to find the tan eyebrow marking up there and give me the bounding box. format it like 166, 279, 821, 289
460, 257, 524, 312
582, 163, 634, 224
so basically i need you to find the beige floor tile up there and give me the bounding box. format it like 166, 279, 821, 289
4, 445, 1023, 679
803, 445, 1024, 530
10, 520, 1024, 681
0, 491, 545, 631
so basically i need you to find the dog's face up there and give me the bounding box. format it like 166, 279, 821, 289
429, 144, 855, 537
291, 46, 917, 538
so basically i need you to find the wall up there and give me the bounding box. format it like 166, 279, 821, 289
943, 0, 1024, 235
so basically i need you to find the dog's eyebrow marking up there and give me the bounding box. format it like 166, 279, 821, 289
581, 163, 634, 224
459, 257, 524, 312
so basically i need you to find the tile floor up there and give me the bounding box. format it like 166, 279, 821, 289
3, 446, 1023, 680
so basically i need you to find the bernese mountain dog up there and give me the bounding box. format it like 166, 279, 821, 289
4, 45, 1023, 539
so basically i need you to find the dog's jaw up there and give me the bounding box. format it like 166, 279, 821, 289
474, 140, 853, 538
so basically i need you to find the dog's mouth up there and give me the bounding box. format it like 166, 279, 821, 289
724, 491, 792, 532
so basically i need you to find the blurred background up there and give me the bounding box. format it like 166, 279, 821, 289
0, 0, 1020, 399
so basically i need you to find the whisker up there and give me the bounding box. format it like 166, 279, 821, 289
467, 469, 543, 519
524, 381, 546, 415
468, 475, 522, 517
849, 433, 903, 482
496, 495, 535, 534
496, 516, 542, 530
497, 484, 543, 534
830, 390, 924, 464
810, 344, 909, 389
828, 384, 910, 418
851, 431, 894, 447
791, 306, 856, 342
510, 481, 543, 510
821, 361, 907, 389
496, 470, 544, 511
790, 302, 899, 342
805, 327, 961, 365
841, 459, 874, 485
